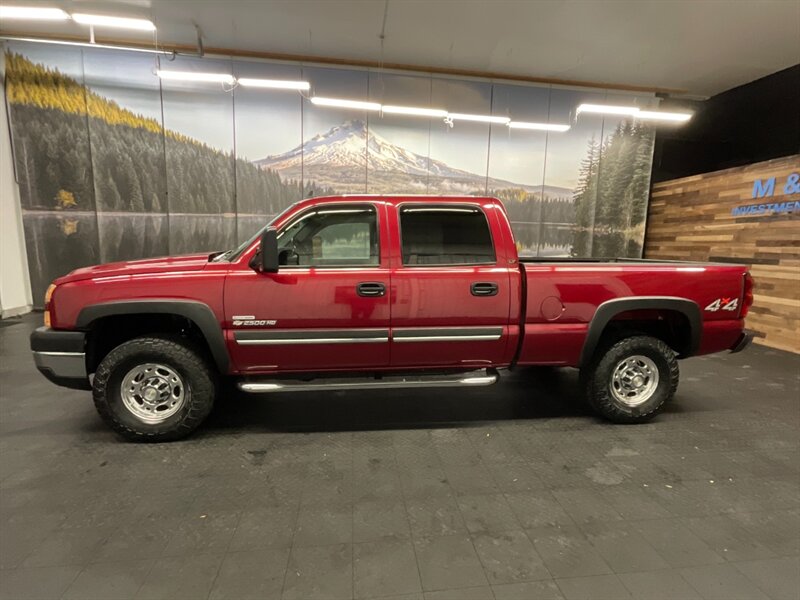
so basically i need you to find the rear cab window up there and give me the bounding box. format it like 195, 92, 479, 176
399, 205, 496, 266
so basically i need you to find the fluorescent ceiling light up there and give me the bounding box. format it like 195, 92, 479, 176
508, 121, 571, 132
1, 35, 168, 54
382, 105, 448, 117
310, 97, 381, 111
0, 6, 69, 20
576, 103, 692, 123
635, 110, 692, 122
156, 70, 235, 84
576, 103, 640, 116
237, 78, 310, 90
448, 113, 510, 124
72, 13, 156, 31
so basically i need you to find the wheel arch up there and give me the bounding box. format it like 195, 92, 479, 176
579, 297, 701, 367
76, 300, 229, 374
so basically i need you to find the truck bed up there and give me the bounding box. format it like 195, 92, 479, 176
516, 259, 749, 367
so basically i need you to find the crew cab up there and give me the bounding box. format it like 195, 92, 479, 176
31, 195, 754, 441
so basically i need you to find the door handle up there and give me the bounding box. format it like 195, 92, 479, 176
471, 282, 499, 296
357, 282, 386, 297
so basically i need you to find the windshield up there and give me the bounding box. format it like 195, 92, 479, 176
213, 203, 297, 262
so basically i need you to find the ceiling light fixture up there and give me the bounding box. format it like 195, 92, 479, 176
508, 121, 571, 132
448, 113, 510, 124
237, 78, 310, 90
382, 105, 448, 118
576, 103, 641, 116
310, 97, 381, 111
576, 103, 693, 123
635, 110, 692, 122
0, 34, 170, 54
72, 13, 156, 31
0, 6, 69, 20
156, 70, 235, 84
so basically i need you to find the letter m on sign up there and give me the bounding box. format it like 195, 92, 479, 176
752, 178, 776, 198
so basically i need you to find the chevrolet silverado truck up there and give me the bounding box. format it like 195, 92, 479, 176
31, 195, 754, 441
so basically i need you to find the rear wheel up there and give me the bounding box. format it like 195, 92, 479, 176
92, 336, 216, 442
583, 335, 678, 423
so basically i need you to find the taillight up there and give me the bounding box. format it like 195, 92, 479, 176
741, 272, 754, 318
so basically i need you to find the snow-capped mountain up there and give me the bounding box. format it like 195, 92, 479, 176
255, 120, 573, 196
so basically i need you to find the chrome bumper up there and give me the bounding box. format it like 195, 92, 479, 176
33, 350, 87, 376
30, 327, 91, 390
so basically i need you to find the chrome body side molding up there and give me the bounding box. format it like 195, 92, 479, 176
234, 329, 390, 345
233, 327, 503, 345
392, 327, 502, 343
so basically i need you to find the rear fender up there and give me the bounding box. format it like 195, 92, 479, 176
579, 297, 701, 367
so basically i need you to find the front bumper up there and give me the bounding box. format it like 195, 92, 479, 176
730, 329, 755, 354
30, 327, 91, 390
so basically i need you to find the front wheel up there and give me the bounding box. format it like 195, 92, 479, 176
92, 336, 216, 442
583, 335, 679, 423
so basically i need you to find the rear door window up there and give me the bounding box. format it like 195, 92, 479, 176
399, 206, 496, 266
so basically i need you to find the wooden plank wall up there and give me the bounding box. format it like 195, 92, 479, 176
646, 155, 800, 353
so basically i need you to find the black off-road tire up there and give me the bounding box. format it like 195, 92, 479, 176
92, 336, 216, 442
583, 335, 679, 424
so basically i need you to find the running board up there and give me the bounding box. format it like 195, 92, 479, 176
237, 369, 498, 393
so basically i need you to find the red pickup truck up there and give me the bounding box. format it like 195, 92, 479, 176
31, 195, 754, 441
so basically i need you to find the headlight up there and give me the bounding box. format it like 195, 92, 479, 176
44, 283, 56, 327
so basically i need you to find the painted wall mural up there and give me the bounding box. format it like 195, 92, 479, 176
3, 42, 657, 306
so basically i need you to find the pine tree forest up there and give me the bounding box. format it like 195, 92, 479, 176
571, 123, 655, 257
5, 52, 307, 216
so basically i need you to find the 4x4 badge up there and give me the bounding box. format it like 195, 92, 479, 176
704, 298, 738, 312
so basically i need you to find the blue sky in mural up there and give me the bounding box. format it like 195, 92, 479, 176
367, 70, 436, 161
540, 87, 609, 191
81, 49, 163, 122
7, 42, 85, 83
71, 48, 649, 192
8, 41, 655, 194
430, 77, 493, 179
300, 66, 370, 193
233, 60, 302, 160
159, 54, 235, 153
488, 83, 550, 189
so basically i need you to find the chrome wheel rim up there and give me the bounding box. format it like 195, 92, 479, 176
610, 355, 659, 407
120, 363, 186, 423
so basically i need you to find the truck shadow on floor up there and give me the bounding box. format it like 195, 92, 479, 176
202, 367, 596, 435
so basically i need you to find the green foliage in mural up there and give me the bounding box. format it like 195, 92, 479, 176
492, 188, 577, 225
572, 123, 654, 257
5, 51, 314, 215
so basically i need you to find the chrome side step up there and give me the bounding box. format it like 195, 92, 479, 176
237, 369, 498, 393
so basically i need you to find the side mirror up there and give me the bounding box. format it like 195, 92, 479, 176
257, 227, 279, 273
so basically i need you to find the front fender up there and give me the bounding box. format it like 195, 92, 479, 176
76, 300, 229, 373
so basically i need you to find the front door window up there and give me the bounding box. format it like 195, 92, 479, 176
278, 206, 379, 267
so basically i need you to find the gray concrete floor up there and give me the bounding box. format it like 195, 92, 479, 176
1, 313, 799, 600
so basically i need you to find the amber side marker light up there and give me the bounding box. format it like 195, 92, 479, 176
44, 283, 56, 327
